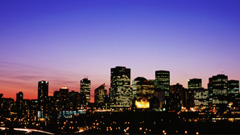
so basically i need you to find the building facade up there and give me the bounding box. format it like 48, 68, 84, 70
80, 78, 91, 104
155, 70, 170, 111
110, 66, 132, 108
94, 84, 107, 105
208, 74, 228, 111
38, 80, 49, 115
228, 80, 239, 101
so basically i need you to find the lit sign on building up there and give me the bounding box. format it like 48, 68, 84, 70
135, 98, 150, 109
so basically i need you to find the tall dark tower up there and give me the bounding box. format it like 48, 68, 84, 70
155, 70, 170, 111
80, 78, 91, 104
38, 80, 49, 112
110, 66, 132, 108
16, 92, 24, 117
208, 74, 228, 111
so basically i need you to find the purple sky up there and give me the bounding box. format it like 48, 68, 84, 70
0, 0, 240, 102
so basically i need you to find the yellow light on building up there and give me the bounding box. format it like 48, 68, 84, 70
135, 98, 150, 109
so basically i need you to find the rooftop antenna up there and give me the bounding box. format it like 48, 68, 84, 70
222, 69, 224, 74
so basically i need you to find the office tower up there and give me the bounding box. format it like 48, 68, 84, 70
187, 79, 202, 109
132, 78, 145, 100
228, 80, 239, 110
29, 99, 38, 122
95, 84, 107, 105
16, 92, 24, 117
155, 70, 170, 111
38, 80, 49, 112
80, 78, 91, 104
193, 88, 209, 111
169, 83, 185, 112
59, 86, 70, 110
228, 80, 239, 100
110, 66, 132, 108
208, 74, 228, 111
133, 77, 155, 100
22, 99, 30, 118
188, 79, 202, 90
1, 97, 14, 117
188, 79, 209, 111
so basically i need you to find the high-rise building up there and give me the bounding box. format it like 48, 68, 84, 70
228, 80, 239, 98
169, 83, 185, 112
188, 79, 202, 90
193, 88, 209, 111
155, 70, 170, 111
187, 79, 202, 109
94, 84, 107, 105
16, 92, 24, 116
1, 97, 14, 117
132, 77, 146, 100
208, 74, 228, 111
110, 66, 132, 108
228, 80, 239, 103
80, 78, 91, 104
38, 81, 49, 111
133, 77, 155, 100
188, 79, 209, 111
59, 86, 70, 110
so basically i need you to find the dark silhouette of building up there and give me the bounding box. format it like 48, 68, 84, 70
0, 96, 14, 117
80, 78, 91, 104
169, 83, 185, 112
16, 92, 24, 117
59, 86, 70, 110
38, 80, 49, 116
110, 66, 132, 108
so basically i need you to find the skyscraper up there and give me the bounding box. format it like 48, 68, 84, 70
187, 78, 203, 109
38, 80, 49, 112
133, 77, 155, 100
208, 74, 228, 111
110, 66, 132, 108
94, 84, 107, 105
80, 78, 91, 104
169, 83, 185, 112
16, 92, 24, 117
59, 86, 70, 110
188, 79, 202, 90
155, 70, 170, 111
132, 77, 147, 101
228, 80, 239, 102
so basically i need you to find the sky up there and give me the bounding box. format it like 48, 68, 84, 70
0, 0, 240, 102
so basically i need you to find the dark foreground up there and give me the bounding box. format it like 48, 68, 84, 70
1, 111, 240, 134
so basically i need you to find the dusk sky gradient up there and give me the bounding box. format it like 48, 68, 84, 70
1, 0, 240, 102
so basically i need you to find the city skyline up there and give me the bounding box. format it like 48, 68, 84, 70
0, 66, 239, 103
1, 0, 240, 102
